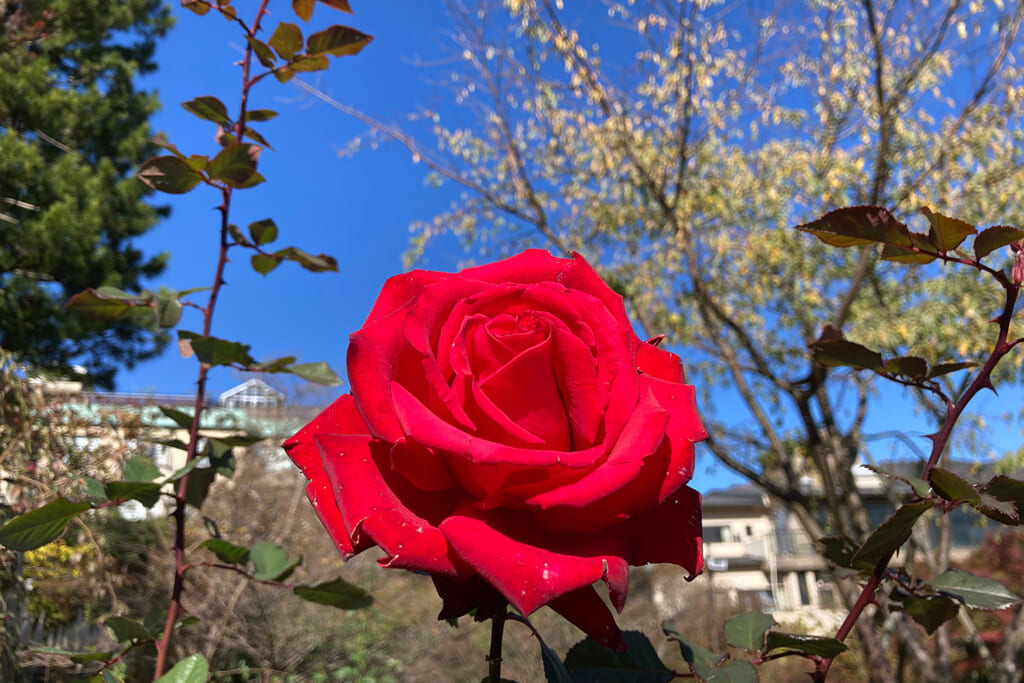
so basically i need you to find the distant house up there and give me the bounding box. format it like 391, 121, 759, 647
218, 379, 285, 410
698, 463, 993, 627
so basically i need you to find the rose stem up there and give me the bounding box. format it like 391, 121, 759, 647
488, 608, 508, 683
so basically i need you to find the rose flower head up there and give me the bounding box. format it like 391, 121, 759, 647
284, 250, 705, 649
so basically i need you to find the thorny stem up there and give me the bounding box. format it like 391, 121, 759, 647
488, 608, 508, 683
151, 1, 271, 677
812, 268, 1021, 682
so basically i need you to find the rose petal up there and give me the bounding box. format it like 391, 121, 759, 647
637, 339, 685, 383
548, 586, 627, 650
478, 335, 572, 451
283, 394, 368, 478
440, 513, 629, 617
316, 434, 462, 576
390, 437, 459, 491
551, 328, 603, 448
432, 573, 507, 622
526, 385, 668, 509
363, 269, 449, 326
628, 485, 703, 576
644, 375, 706, 502
462, 378, 548, 446
303, 474, 361, 558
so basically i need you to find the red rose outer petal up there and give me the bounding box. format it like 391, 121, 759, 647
643, 375, 707, 503
636, 340, 686, 383
316, 434, 462, 577
283, 394, 368, 478
362, 268, 449, 326
628, 485, 704, 576
548, 586, 627, 650
302, 472, 359, 558
440, 513, 629, 618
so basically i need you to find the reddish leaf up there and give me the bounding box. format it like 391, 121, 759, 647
974, 225, 1024, 260
137, 156, 202, 194
921, 207, 976, 252
290, 54, 329, 72
207, 143, 260, 186
796, 206, 911, 249
293, 0, 315, 21
319, 0, 353, 12
306, 25, 373, 57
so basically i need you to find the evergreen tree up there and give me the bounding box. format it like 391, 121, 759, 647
0, 0, 173, 388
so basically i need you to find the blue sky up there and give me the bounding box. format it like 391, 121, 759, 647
117, 2, 1021, 492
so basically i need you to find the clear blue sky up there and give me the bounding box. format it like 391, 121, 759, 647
118, 2, 1021, 492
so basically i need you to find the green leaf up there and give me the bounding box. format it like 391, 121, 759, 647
228, 223, 254, 248
161, 458, 201, 485
247, 37, 278, 67
158, 406, 194, 430
177, 331, 255, 367
250, 541, 300, 581
880, 232, 937, 264
293, 578, 373, 609
796, 206, 911, 249
251, 253, 281, 275
764, 632, 847, 658
293, 0, 315, 22
269, 22, 303, 60
974, 225, 1024, 260
319, 0, 353, 12
66, 289, 136, 321
242, 127, 273, 150
664, 625, 720, 679
154, 653, 208, 683
290, 54, 329, 72
539, 633, 573, 683
306, 25, 374, 57
810, 339, 884, 372
181, 0, 210, 16
154, 290, 183, 328
858, 464, 931, 498
882, 356, 928, 378
245, 109, 279, 122
137, 156, 203, 194
273, 66, 295, 84
185, 154, 208, 172
94, 286, 144, 301
82, 477, 107, 500
207, 143, 260, 187
851, 501, 933, 566
930, 569, 1021, 610
184, 467, 216, 509
104, 481, 162, 508
0, 498, 91, 551
563, 631, 673, 682
181, 96, 231, 125
105, 616, 151, 643
928, 468, 980, 505
287, 361, 343, 385
249, 219, 278, 246
922, 207, 976, 252
976, 493, 1019, 525
899, 595, 960, 635
123, 456, 161, 482
273, 246, 339, 272
199, 538, 250, 565
926, 361, 977, 379
723, 611, 775, 652
981, 475, 1024, 503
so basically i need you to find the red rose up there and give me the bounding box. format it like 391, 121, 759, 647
284, 250, 704, 648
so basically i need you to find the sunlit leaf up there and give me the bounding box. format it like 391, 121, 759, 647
293, 0, 315, 22
245, 109, 280, 122
306, 25, 373, 57
880, 232, 937, 264
177, 331, 255, 367
104, 481, 162, 508
181, 96, 231, 125
251, 253, 281, 275
795, 206, 911, 248
181, 0, 210, 16
810, 339, 884, 372
155, 290, 183, 328
974, 225, 1024, 260
290, 54, 329, 72
319, 0, 353, 13
882, 356, 928, 378
199, 538, 250, 565
0, 498, 91, 551
138, 156, 203, 194
764, 632, 847, 658
154, 653, 208, 683
287, 361, 343, 385
930, 569, 1021, 610
247, 37, 277, 68
269, 22, 303, 61
123, 456, 161, 482
250, 541, 301, 581
851, 501, 933, 566
207, 143, 260, 186
249, 219, 278, 246
293, 578, 373, 609
921, 207, 976, 252
273, 246, 339, 272
66, 289, 135, 321
723, 611, 775, 652
928, 468, 979, 505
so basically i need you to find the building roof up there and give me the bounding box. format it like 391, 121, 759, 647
218, 379, 285, 405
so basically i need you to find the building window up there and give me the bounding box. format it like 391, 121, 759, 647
704, 525, 735, 543
797, 572, 811, 606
